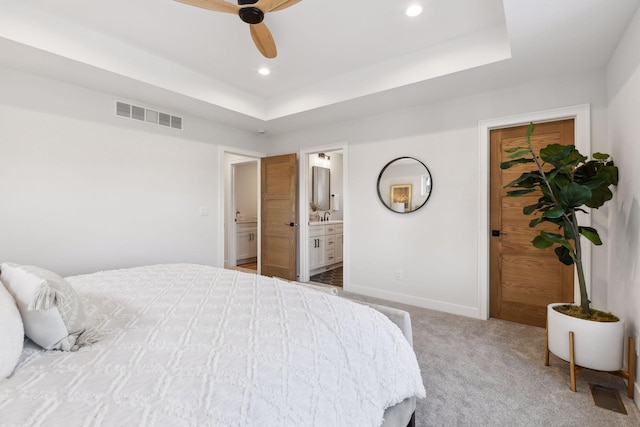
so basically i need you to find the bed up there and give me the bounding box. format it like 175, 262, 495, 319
0, 263, 425, 426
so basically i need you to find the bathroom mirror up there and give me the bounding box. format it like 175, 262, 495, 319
377, 157, 432, 213
312, 166, 331, 210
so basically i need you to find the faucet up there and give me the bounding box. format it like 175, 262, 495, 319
323, 211, 331, 222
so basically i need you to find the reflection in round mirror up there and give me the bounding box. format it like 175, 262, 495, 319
377, 157, 432, 213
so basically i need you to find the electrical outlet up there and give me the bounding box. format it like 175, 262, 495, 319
395, 269, 403, 281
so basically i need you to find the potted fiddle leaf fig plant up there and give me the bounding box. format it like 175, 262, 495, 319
501, 122, 623, 373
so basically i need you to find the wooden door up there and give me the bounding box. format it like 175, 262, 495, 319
261, 154, 298, 280
490, 120, 575, 327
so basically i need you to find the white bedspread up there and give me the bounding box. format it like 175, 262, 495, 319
0, 264, 425, 426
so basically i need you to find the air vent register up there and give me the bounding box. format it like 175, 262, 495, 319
116, 101, 182, 130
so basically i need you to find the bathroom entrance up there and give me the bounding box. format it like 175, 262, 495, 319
224, 152, 260, 273
302, 147, 346, 289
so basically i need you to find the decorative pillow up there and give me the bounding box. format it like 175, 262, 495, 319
0, 278, 24, 379
0, 263, 94, 351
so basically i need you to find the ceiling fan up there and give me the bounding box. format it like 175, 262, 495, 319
176, 0, 303, 58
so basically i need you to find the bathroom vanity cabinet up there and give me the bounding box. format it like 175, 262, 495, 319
236, 221, 257, 264
309, 222, 343, 274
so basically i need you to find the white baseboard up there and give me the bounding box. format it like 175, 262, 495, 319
346, 283, 481, 319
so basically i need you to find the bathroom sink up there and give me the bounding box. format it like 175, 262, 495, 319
309, 220, 343, 225
236, 214, 257, 223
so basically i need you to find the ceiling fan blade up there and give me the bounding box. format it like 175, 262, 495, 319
250, 23, 277, 58
256, 0, 302, 13
175, 0, 240, 14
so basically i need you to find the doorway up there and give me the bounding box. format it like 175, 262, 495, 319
489, 120, 575, 327
299, 146, 347, 288
224, 152, 261, 273
220, 148, 300, 280
232, 160, 259, 271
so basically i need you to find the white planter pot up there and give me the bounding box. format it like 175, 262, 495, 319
547, 303, 624, 371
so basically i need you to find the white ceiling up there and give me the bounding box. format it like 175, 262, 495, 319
0, 0, 638, 134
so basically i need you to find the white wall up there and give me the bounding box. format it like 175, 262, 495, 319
0, 66, 262, 276
606, 4, 640, 402
268, 70, 609, 318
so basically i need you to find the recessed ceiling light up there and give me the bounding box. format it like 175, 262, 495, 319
406, 4, 423, 17
258, 67, 270, 76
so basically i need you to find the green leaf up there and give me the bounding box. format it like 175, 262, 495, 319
504, 146, 526, 153
542, 207, 565, 219
580, 177, 607, 190
546, 169, 560, 182
526, 122, 535, 138
533, 231, 569, 249
586, 187, 613, 208
580, 226, 602, 245
541, 231, 567, 242
554, 172, 572, 185
540, 144, 589, 169
554, 246, 574, 265
592, 152, 610, 160
574, 161, 598, 181
504, 172, 542, 189
523, 203, 542, 215
560, 182, 592, 208
529, 217, 543, 228
500, 158, 535, 169
600, 165, 619, 185
508, 150, 532, 160
506, 189, 535, 196
538, 231, 574, 251
563, 222, 577, 240
575, 160, 618, 188
532, 235, 554, 248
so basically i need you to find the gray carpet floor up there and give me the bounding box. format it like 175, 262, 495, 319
340, 291, 640, 427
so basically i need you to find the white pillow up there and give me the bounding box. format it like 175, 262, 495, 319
0, 263, 90, 351
0, 277, 24, 379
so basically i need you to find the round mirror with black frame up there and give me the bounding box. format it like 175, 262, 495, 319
377, 157, 432, 213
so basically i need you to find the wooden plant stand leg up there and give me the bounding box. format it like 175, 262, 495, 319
567, 335, 636, 399
545, 319, 550, 366
609, 337, 636, 399
569, 331, 577, 392
629, 336, 635, 399
624, 336, 635, 399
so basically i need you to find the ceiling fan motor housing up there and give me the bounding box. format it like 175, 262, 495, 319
238, 0, 264, 24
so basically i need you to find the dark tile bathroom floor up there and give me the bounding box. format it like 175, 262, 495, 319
310, 267, 343, 288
